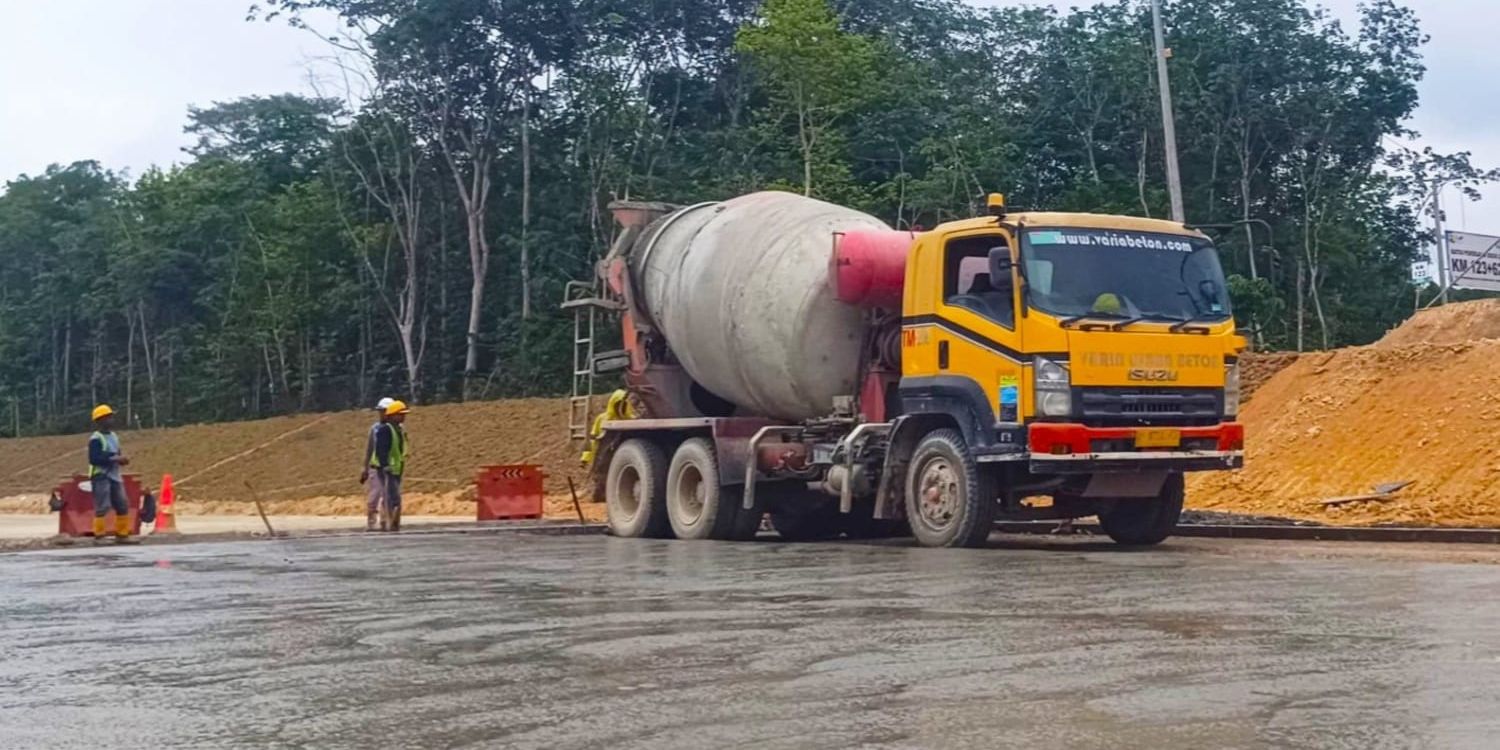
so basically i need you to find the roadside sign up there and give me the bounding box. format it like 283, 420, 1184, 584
1411, 260, 1433, 285
1445, 231, 1500, 292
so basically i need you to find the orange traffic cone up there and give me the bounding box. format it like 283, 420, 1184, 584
154, 473, 180, 535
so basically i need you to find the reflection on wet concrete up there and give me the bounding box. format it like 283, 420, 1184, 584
3, 534, 1500, 749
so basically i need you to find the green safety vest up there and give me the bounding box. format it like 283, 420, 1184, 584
369, 424, 408, 476
88, 431, 119, 478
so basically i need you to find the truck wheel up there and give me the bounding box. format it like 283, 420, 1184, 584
767, 485, 841, 542
1098, 473, 1184, 546
666, 438, 740, 541
904, 428, 996, 548
606, 439, 671, 538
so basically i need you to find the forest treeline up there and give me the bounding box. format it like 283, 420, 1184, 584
0, 0, 1491, 437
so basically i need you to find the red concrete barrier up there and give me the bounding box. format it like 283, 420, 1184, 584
57, 474, 143, 537
475, 465, 544, 521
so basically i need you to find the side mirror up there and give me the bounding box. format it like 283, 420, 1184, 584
990, 243, 1028, 318
988, 246, 1014, 286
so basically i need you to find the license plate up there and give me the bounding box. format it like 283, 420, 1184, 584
1134, 429, 1181, 449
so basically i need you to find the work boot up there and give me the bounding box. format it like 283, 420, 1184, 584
366, 511, 379, 532
389, 508, 401, 533
114, 516, 138, 545
378, 507, 389, 532
91, 517, 108, 544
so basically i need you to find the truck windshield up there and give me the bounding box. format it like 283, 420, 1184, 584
1020, 227, 1232, 324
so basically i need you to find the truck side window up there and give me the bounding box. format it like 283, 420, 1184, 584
943, 238, 1015, 329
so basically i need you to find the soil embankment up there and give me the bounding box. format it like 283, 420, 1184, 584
0, 398, 598, 520
1239, 351, 1300, 400
1192, 300, 1500, 526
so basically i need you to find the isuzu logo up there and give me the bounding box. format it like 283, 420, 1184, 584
1128, 368, 1180, 382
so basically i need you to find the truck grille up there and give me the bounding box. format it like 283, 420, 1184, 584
1074, 387, 1222, 427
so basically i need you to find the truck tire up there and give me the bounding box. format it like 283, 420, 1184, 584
904, 428, 996, 548
1098, 473, 1184, 546
767, 485, 841, 542
666, 438, 740, 541
606, 439, 671, 538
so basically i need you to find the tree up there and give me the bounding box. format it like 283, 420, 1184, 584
336, 106, 431, 400
0, 0, 1472, 438
186, 94, 343, 187
1388, 145, 1500, 301
736, 0, 876, 197
0, 163, 127, 432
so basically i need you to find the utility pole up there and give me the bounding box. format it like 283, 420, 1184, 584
1433, 183, 1449, 305
1150, 0, 1186, 224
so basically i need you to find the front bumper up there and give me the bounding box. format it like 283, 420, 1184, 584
1025, 422, 1244, 474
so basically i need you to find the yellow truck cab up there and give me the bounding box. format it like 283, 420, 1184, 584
884, 196, 1245, 546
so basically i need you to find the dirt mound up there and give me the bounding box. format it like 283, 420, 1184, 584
1376, 298, 1500, 348
0, 398, 590, 517
1189, 339, 1500, 526
1239, 351, 1300, 401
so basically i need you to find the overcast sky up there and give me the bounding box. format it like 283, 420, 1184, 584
2, 0, 1496, 248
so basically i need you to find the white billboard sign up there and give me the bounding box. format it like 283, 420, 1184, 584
1445, 231, 1500, 292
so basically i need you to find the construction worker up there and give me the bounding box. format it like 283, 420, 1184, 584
87, 405, 136, 544
581, 389, 635, 467
370, 400, 410, 532
359, 397, 395, 531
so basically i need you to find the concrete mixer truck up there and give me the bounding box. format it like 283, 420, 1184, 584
563, 191, 1245, 548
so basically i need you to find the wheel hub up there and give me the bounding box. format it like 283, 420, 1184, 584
917, 458, 960, 529
617, 467, 642, 516
676, 466, 705, 524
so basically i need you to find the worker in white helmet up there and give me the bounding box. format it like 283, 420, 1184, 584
359, 397, 395, 531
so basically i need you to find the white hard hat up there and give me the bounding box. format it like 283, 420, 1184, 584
375, 397, 395, 411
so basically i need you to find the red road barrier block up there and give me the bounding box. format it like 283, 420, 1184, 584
476, 464, 544, 521
56, 474, 143, 537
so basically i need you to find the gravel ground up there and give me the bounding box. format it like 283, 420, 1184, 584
5, 531, 1500, 748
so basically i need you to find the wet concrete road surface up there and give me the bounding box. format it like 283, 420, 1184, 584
5, 533, 1500, 749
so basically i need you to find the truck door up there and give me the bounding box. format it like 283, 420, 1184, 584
901, 229, 1024, 447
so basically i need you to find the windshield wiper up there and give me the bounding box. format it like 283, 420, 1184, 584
1111, 313, 1205, 332
1168, 314, 1224, 333
1059, 311, 1131, 329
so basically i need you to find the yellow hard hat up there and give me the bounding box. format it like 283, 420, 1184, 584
91, 404, 115, 421
1092, 293, 1124, 314
384, 400, 410, 416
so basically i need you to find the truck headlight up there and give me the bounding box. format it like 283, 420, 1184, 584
1034, 357, 1072, 417
1224, 362, 1241, 418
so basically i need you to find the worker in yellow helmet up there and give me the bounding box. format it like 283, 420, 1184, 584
369, 400, 411, 531
86, 405, 136, 544
581, 390, 635, 468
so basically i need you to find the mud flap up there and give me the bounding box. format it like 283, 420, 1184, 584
873, 416, 932, 520
1080, 471, 1168, 498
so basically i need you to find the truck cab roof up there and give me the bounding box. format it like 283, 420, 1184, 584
932, 212, 1210, 240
